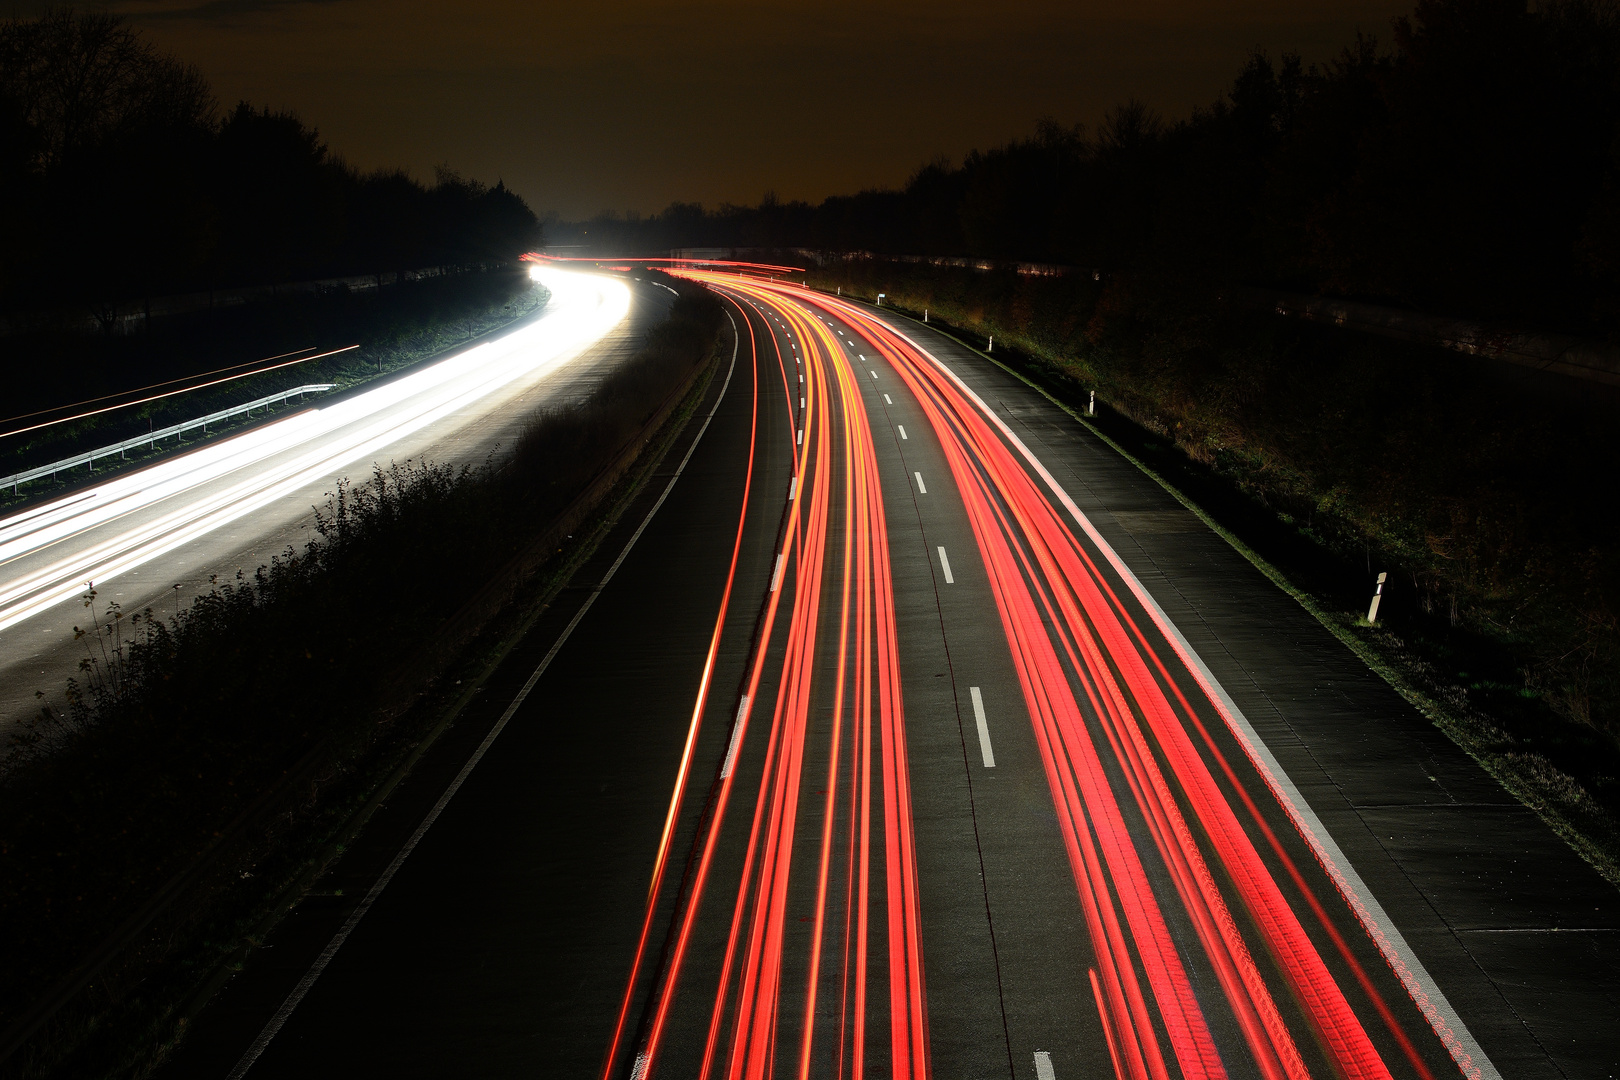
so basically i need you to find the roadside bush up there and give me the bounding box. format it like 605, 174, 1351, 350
0, 279, 723, 1075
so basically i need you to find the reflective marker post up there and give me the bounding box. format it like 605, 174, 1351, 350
1368, 571, 1388, 624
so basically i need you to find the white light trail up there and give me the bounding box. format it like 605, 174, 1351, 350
0, 269, 629, 635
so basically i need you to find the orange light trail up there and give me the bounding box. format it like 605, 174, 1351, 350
0, 346, 355, 441
816, 285, 1446, 1080
602, 264, 1473, 1080
598, 296, 761, 1080
604, 277, 929, 1080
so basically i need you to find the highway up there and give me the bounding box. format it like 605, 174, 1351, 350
159, 273, 1618, 1080
0, 268, 648, 739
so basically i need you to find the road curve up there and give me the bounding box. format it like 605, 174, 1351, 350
157, 273, 1618, 1080
0, 268, 641, 736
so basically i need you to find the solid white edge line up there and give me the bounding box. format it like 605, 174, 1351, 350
938, 545, 954, 584
884, 318, 1501, 1080
914, 472, 927, 495
970, 686, 995, 768
225, 306, 745, 1080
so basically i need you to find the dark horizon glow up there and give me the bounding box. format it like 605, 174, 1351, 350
36, 0, 1413, 220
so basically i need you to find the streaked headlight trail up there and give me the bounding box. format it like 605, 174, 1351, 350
602, 270, 1498, 1080
0, 268, 629, 636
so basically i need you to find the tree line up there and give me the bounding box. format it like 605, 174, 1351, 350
0, 8, 542, 315
567, 0, 1620, 335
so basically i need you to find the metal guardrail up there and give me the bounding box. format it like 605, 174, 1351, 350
2, 383, 336, 494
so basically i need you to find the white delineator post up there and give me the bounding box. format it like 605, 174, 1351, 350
1089, 390, 1096, 416
1368, 571, 1387, 624
877, 292, 885, 306
988, 335, 994, 352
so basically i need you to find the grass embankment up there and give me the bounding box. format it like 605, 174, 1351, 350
819, 260, 1620, 883
0, 279, 725, 1079
0, 267, 544, 505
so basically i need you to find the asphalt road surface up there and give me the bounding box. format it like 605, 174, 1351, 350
160, 276, 1617, 1080
0, 269, 664, 740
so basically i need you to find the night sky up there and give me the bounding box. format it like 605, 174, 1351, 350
44, 1, 1406, 218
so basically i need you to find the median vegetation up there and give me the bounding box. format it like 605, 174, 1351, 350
0, 280, 725, 1079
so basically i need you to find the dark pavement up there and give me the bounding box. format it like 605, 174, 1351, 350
159, 285, 1618, 1080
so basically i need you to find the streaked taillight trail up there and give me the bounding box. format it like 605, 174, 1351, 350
604, 267, 1494, 1080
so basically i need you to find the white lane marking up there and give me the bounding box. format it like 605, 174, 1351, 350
800, 397, 805, 409
720, 695, 750, 778
771, 553, 786, 592
1034, 1051, 1056, 1080
799, 372, 803, 382
914, 472, 927, 494
970, 687, 995, 767
938, 545, 954, 583
797, 429, 803, 445
870, 370, 878, 378
882, 321, 1503, 1080
223, 300, 745, 1080
884, 394, 893, 404
897, 425, 908, 440
789, 477, 797, 501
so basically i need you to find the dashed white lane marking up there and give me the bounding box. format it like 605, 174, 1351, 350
937, 545, 954, 583
884, 394, 892, 404
771, 554, 786, 592
970, 686, 995, 767
800, 397, 805, 409
914, 472, 927, 494
870, 370, 878, 379
720, 695, 750, 778
1034, 1051, 1056, 1080
902, 325, 1502, 1080
797, 429, 803, 445
897, 425, 908, 440
789, 477, 797, 501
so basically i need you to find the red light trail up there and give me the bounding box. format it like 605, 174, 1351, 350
601, 266, 1490, 1080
